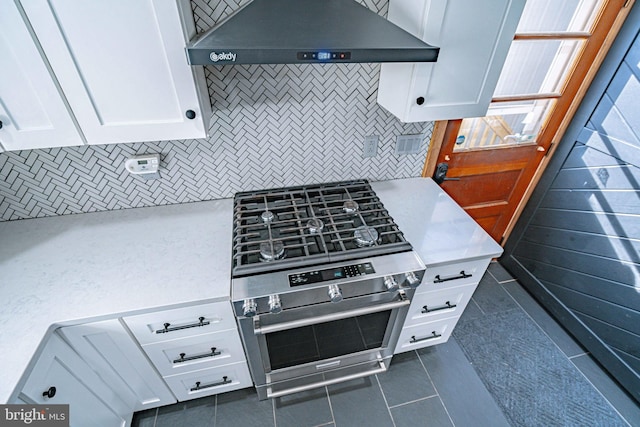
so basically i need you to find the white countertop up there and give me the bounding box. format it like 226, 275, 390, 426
372, 178, 503, 266
0, 177, 501, 403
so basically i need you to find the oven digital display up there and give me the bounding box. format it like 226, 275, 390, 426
289, 262, 375, 287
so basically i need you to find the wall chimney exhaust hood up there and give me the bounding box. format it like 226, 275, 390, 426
186, 0, 439, 65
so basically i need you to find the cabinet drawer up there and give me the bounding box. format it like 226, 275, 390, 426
420, 258, 491, 292
164, 361, 252, 401
404, 285, 476, 327
143, 329, 246, 377
124, 301, 236, 345
394, 317, 460, 354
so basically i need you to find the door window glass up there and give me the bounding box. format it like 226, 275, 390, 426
516, 0, 603, 33
494, 40, 584, 97
455, 100, 555, 150
453, 0, 604, 152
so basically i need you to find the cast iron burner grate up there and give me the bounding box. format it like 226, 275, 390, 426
232, 180, 412, 277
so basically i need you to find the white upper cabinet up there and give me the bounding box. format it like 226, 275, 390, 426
6, 0, 210, 149
0, 1, 84, 151
378, 0, 526, 122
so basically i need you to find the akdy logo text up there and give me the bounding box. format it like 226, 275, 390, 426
209, 51, 237, 62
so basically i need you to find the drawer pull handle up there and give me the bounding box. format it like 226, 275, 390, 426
173, 347, 221, 364
433, 271, 472, 284
422, 301, 457, 313
190, 376, 232, 391
156, 316, 210, 334
410, 331, 442, 343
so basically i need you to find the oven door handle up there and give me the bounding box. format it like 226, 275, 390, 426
253, 294, 411, 335
266, 358, 387, 399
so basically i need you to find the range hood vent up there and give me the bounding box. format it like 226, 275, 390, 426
186, 0, 439, 65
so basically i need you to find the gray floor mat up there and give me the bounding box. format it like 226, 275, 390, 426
453, 308, 627, 427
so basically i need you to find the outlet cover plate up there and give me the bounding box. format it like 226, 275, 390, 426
395, 134, 423, 155
363, 135, 379, 158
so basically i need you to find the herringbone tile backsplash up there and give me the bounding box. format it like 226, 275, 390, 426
0, 0, 431, 222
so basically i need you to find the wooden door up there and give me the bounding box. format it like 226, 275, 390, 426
425, 0, 634, 244
432, 120, 542, 242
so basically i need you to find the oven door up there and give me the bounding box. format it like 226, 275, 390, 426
239, 290, 411, 399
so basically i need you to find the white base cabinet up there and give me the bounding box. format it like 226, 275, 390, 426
123, 301, 252, 401
19, 334, 130, 427
395, 258, 492, 353
14, 300, 251, 426
60, 319, 176, 412
378, 0, 526, 122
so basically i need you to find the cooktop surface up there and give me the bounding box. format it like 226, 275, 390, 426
232, 180, 412, 276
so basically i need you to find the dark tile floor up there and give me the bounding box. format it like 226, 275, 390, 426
132, 262, 640, 427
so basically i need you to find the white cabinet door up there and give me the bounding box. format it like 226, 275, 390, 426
60, 319, 176, 412
20, 333, 129, 427
378, 0, 526, 122
0, 1, 83, 151
20, 0, 210, 145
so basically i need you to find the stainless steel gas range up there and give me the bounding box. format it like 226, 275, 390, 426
230, 180, 426, 399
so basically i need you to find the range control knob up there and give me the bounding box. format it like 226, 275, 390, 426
268, 295, 282, 314
405, 272, 421, 288
328, 284, 343, 303
242, 298, 258, 317
383, 276, 399, 292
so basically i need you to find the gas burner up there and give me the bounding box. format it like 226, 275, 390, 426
307, 218, 324, 234
353, 226, 379, 247
342, 200, 359, 215
260, 241, 285, 262
261, 210, 275, 224
232, 180, 413, 275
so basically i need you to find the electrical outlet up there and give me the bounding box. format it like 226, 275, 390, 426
363, 135, 379, 158
395, 134, 423, 155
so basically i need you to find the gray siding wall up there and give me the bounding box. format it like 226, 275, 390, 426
502, 3, 640, 403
